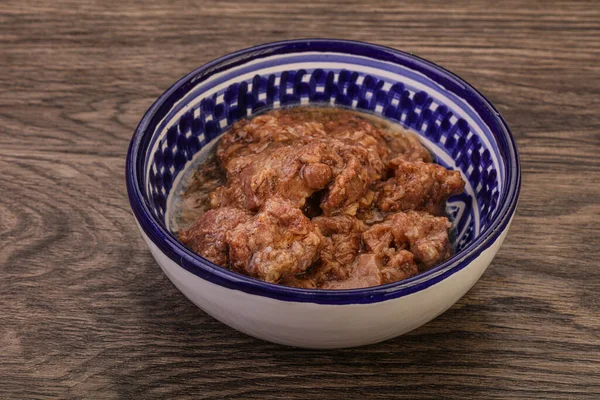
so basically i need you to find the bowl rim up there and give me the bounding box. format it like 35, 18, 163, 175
126, 38, 521, 305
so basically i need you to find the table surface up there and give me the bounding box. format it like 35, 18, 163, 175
1, 0, 599, 398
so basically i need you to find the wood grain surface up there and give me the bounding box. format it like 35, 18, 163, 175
1, 0, 599, 398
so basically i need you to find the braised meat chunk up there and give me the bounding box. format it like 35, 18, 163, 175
363, 210, 452, 269
320, 151, 377, 216
217, 113, 326, 166
178, 207, 252, 266
210, 143, 317, 211
227, 197, 324, 283
321, 252, 418, 290
376, 159, 465, 215
177, 106, 465, 289
312, 215, 367, 282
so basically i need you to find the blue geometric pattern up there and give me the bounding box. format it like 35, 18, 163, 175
146, 68, 500, 253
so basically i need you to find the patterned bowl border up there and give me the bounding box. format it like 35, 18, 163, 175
126, 39, 520, 304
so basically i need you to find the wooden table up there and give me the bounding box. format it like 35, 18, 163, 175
1, 1, 599, 398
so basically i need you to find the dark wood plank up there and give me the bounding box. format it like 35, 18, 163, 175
1, 0, 599, 398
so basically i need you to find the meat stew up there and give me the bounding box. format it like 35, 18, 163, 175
175, 107, 465, 289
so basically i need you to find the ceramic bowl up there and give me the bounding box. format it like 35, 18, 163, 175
126, 39, 520, 349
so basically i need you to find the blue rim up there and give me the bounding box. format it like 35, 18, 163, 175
126, 39, 521, 305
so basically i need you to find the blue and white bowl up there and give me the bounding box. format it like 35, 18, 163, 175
126, 39, 520, 348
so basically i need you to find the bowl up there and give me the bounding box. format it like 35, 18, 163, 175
126, 39, 520, 349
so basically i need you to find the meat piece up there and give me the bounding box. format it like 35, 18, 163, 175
312, 109, 389, 180
275, 107, 392, 162
363, 210, 452, 269
382, 129, 432, 162
210, 140, 341, 210
356, 206, 386, 225
320, 251, 417, 289
217, 114, 326, 166
321, 254, 383, 290
379, 250, 418, 283
303, 162, 333, 189
178, 207, 252, 266
321, 110, 392, 170
312, 215, 367, 282
210, 144, 307, 210
304, 214, 418, 290
376, 159, 465, 214
354, 189, 385, 224
316, 138, 384, 216
320, 154, 374, 215
226, 197, 324, 283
